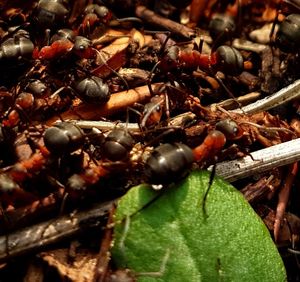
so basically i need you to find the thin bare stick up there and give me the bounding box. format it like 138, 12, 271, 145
209, 92, 260, 111
212, 138, 300, 182
232, 39, 268, 53
232, 79, 300, 114
63, 112, 196, 133
71, 120, 140, 132
0, 201, 114, 263
135, 6, 195, 39
94, 205, 116, 282
274, 162, 298, 242
46, 83, 163, 125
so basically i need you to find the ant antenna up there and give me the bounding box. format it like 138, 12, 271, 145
158, 31, 172, 55
269, 0, 282, 42
202, 163, 217, 219
137, 248, 170, 278
93, 49, 129, 90
214, 74, 244, 112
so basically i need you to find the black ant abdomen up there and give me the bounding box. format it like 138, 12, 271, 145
101, 128, 135, 161
50, 28, 76, 43
43, 122, 85, 154
33, 0, 70, 31
144, 143, 194, 185
276, 13, 300, 53
0, 33, 34, 61
214, 45, 244, 76
74, 76, 111, 104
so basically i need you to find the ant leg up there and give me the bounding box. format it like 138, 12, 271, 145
274, 162, 298, 242
164, 92, 170, 123
118, 215, 130, 256
269, 1, 281, 43
147, 61, 161, 97
142, 127, 180, 147
156, 31, 171, 55
214, 74, 244, 113
198, 36, 204, 53
94, 49, 129, 90
202, 163, 217, 219
45, 29, 51, 46
59, 191, 69, 215
136, 248, 170, 278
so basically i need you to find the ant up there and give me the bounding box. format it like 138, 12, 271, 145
78, 4, 113, 36
77, 3, 142, 38
147, 34, 250, 109
0, 139, 51, 208
34, 30, 102, 61
1, 79, 55, 128
44, 121, 135, 162
56, 122, 139, 193
158, 43, 245, 76
144, 129, 226, 186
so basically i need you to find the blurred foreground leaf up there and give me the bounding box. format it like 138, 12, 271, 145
112, 170, 286, 281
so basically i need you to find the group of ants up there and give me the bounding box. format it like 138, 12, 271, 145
0, 0, 299, 272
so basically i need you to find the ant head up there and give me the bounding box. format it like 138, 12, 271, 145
26, 79, 49, 97
215, 119, 243, 140
140, 99, 163, 129
73, 36, 92, 52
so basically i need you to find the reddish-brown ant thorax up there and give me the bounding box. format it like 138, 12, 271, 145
3, 110, 20, 128
193, 130, 226, 163
15, 93, 34, 110
38, 39, 74, 60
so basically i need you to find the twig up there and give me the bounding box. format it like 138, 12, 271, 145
232, 39, 268, 54
232, 79, 300, 114
274, 162, 298, 242
0, 189, 65, 234
209, 92, 260, 111
135, 6, 195, 39
94, 205, 115, 282
0, 201, 114, 263
70, 120, 140, 132
67, 111, 196, 133
213, 138, 300, 182
46, 83, 163, 125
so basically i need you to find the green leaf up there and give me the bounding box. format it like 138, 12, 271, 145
112, 170, 286, 282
